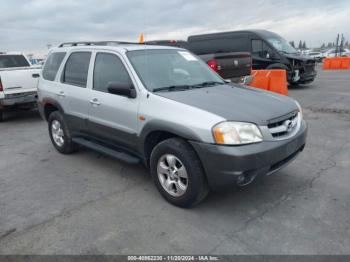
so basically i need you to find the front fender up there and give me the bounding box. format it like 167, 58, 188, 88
137, 119, 204, 155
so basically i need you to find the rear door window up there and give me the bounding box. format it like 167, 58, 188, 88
42, 52, 66, 81
62, 52, 91, 87
0, 55, 30, 68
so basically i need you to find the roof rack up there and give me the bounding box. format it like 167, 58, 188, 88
58, 41, 142, 48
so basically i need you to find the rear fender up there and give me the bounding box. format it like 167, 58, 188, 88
40, 98, 65, 121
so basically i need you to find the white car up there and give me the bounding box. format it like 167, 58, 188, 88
322, 48, 350, 58
0, 52, 41, 121
308, 51, 323, 62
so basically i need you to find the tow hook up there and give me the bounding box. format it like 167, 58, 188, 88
292, 70, 300, 82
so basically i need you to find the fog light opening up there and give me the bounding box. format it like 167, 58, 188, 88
236, 172, 257, 187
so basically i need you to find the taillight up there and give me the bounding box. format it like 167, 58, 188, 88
0, 77, 3, 92
207, 59, 218, 72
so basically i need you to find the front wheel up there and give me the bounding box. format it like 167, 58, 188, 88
150, 138, 209, 207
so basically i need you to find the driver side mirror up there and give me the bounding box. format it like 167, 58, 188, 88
107, 82, 136, 98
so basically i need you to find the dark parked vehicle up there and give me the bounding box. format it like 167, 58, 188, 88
145, 40, 252, 83
188, 30, 317, 85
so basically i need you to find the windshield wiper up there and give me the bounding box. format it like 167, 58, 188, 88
153, 85, 192, 92
280, 50, 298, 55
153, 81, 224, 92
193, 81, 225, 88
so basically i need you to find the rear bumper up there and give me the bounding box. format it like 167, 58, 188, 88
190, 120, 307, 190
0, 91, 37, 107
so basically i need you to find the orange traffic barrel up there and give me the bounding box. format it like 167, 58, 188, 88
323, 57, 350, 70
249, 69, 288, 96
340, 57, 350, 69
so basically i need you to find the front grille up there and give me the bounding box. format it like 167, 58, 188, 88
268, 111, 299, 138
304, 60, 316, 74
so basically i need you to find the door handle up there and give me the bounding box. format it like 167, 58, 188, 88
57, 91, 65, 97
89, 98, 101, 106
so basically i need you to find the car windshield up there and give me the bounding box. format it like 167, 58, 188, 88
267, 36, 298, 54
127, 49, 225, 92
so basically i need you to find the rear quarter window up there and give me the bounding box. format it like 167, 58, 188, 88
0, 55, 30, 68
42, 52, 66, 81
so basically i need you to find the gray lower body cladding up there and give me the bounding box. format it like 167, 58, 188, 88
190, 120, 307, 190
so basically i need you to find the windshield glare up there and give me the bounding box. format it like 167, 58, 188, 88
127, 49, 224, 92
267, 37, 297, 54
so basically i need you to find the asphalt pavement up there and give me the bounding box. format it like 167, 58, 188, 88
0, 66, 349, 254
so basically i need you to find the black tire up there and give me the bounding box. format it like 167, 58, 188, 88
150, 138, 209, 208
0, 109, 3, 122
48, 111, 78, 154
288, 82, 299, 88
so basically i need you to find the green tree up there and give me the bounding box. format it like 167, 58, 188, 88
298, 40, 303, 49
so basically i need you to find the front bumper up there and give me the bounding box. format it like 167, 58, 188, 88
190, 120, 307, 190
0, 92, 37, 107
289, 64, 317, 84
298, 71, 317, 84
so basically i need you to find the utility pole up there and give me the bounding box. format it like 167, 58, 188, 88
335, 34, 339, 57
339, 34, 344, 57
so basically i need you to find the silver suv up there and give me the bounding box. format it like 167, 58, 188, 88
37, 41, 307, 207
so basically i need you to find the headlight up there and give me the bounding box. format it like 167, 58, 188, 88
295, 101, 303, 120
213, 122, 263, 145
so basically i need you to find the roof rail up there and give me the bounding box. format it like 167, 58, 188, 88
58, 41, 142, 48
58, 42, 95, 47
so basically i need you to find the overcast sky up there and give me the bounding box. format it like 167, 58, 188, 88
1, 0, 349, 56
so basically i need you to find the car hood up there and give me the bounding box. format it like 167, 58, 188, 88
283, 52, 315, 62
156, 84, 298, 125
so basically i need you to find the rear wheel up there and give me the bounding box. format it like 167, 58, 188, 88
0, 109, 3, 122
48, 111, 78, 154
150, 138, 209, 207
